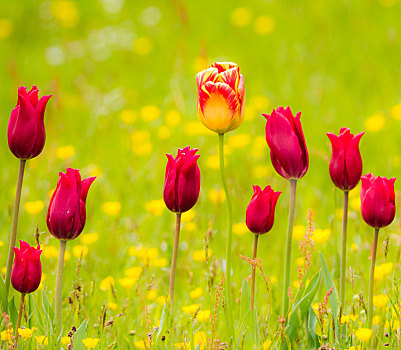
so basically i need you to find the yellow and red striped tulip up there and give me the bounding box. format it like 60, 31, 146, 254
196, 62, 245, 134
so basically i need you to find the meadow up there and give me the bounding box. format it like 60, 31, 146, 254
1, 0, 401, 349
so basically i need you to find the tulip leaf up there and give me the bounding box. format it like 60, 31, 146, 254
30, 294, 45, 332
8, 295, 18, 332
307, 306, 320, 348
0, 277, 7, 313
319, 252, 339, 339
155, 302, 167, 344
285, 270, 321, 347
73, 320, 88, 350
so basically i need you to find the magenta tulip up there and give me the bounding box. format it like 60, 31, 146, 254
11, 241, 42, 294
361, 173, 396, 228
327, 128, 364, 191
47, 168, 96, 240
7, 86, 51, 160
263, 106, 308, 180
246, 185, 281, 234
163, 146, 200, 213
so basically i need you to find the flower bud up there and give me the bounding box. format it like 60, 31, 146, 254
196, 62, 245, 134
163, 146, 200, 213
47, 168, 96, 240
246, 185, 281, 234
263, 106, 308, 180
327, 128, 364, 191
360, 173, 396, 229
11, 241, 42, 294
8, 86, 51, 160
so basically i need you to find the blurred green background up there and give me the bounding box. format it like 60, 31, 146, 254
0, 0, 401, 347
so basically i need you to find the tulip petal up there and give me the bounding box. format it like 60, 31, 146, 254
345, 132, 364, 190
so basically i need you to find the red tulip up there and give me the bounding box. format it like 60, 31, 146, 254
246, 185, 281, 234
163, 146, 200, 213
196, 62, 245, 134
11, 241, 42, 294
8, 86, 51, 160
361, 173, 396, 228
327, 128, 364, 191
47, 168, 96, 240
263, 106, 308, 180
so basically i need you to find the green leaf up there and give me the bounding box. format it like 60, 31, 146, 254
30, 294, 45, 333
239, 278, 250, 322
285, 270, 321, 346
319, 252, 339, 338
9, 295, 18, 332
0, 278, 7, 312
307, 306, 320, 349
72, 320, 88, 350
155, 302, 167, 344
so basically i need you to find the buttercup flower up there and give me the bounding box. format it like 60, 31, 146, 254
47, 168, 96, 240
327, 128, 364, 191
246, 185, 281, 234
8, 86, 51, 159
163, 146, 200, 213
11, 241, 42, 294
263, 106, 308, 180
360, 173, 396, 228
196, 62, 245, 134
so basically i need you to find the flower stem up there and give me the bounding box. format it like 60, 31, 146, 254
368, 228, 379, 329
218, 133, 235, 342
55, 240, 67, 334
283, 179, 297, 318
5, 159, 26, 300
250, 234, 259, 311
340, 191, 349, 308
169, 212, 182, 313
15, 293, 25, 347
168, 212, 181, 349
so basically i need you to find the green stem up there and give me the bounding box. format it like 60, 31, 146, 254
340, 191, 349, 308
368, 228, 379, 329
169, 212, 181, 349
15, 293, 25, 347
250, 234, 259, 311
283, 179, 297, 318
55, 240, 67, 334
5, 159, 26, 300
218, 133, 235, 342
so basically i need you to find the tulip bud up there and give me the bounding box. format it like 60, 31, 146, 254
11, 241, 42, 294
196, 62, 245, 134
263, 106, 308, 180
163, 146, 200, 213
246, 185, 281, 234
8, 86, 51, 160
360, 173, 396, 228
327, 128, 364, 191
47, 168, 96, 240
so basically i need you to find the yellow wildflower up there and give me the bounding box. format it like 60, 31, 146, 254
252, 165, 270, 178
372, 315, 381, 326
18, 328, 33, 339
364, 112, 386, 132
107, 302, 117, 311
100, 276, 115, 291
125, 266, 143, 279
158, 126, 171, 139
189, 287, 203, 299
134, 340, 147, 349
312, 229, 331, 244
80, 233, 99, 245
1, 329, 13, 341
165, 110, 181, 126
373, 294, 388, 308
182, 304, 200, 315
145, 199, 165, 216
254, 15, 275, 35
296, 257, 304, 266
227, 134, 251, 149
119, 277, 136, 289
233, 222, 247, 236
230, 7, 252, 27
120, 109, 137, 124
61, 336, 70, 345
182, 209, 196, 223
351, 243, 358, 252
208, 188, 225, 204
192, 249, 212, 262
263, 339, 272, 350
196, 310, 210, 323
50, 1, 79, 28
147, 289, 157, 300
82, 338, 99, 349
150, 258, 168, 268
390, 103, 401, 119
101, 201, 121, 216
350, 197, 361, 211
140, 105, 160, 122
157, 296, 167, 305
55, 145, 75, 160
354, 328, 372, 343
184, 121, 214, 136
24, 200, 44, 215
293, 225, 306, 240
42, 245, 59, 259
72, 245, 88, 258
35, 336, 48, 345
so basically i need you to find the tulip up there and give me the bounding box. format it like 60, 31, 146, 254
263, 106, 308, 318
360, 173, 396, 329
263, 106, 308, 180
196, 62, 245, 134
11, 241, 42, 294
246, 185, 281, 235
11, 240, 42, 346
361, 173, 396, 229
47, 168, 96, 241
327, 128, 364, 310
47, 168, 95, 334
246, 185, 281, 311
163, 146, 200, 213
8, 86, 51, 160
327, 128, 364, 191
